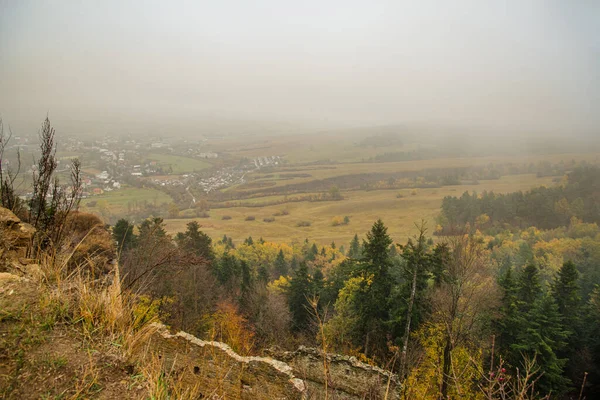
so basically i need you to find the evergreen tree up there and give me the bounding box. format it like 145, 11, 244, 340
552, 261, 583, 384
356, 219, 393, 358
288, 261, 312, 331
511, 294, 570, 394
244, 236, 254, 245
138, 217, 166, 240
113, 218, 136, 251
497, 267, 520, 354
517, 263, 542, 309
500, 263, 570, 395
306, 243, 319, 261
239, 260, 253, 311
552, 261, 581, 334
290, 255, 299, 271
176, 221, 214, 261
274, 249, 288, 277
348, 234, 362, 258
218, 250, 239, 286
257, 265, 269, 285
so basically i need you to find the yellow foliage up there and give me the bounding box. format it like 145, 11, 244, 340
268, 275, 291, 294
207, 301, 254, 356
403, 322, 483, 400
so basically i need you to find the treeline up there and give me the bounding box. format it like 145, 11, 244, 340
205, 160, 583, 205
440, 166, 600, 231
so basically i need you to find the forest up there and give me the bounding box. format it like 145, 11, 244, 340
113, 174, 600, 398
439, 166, 600, 231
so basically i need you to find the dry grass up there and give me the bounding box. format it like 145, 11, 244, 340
165, 174, 556, 246
0, 225, 163, 399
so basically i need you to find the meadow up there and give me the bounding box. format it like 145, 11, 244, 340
81, 187, 172, 215
144, 153, 212, 174
164, 173, 556, 246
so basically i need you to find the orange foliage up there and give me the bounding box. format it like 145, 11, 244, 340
208, 301, 255, 356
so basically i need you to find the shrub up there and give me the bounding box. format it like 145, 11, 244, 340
197, 211, 210, 218
263, 217, 275, 223
411, 189, 418, 196
396, 193, 404, 199
273, 210, 290, 216
332, 216, 350, 226
331, 216, 344, 226
296, 221, 311, 227
221, 215, 232, 220
245, 216, 256, 221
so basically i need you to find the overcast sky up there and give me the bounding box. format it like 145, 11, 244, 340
0, 0, 598, 135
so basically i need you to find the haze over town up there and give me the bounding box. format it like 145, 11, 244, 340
1, 0, 599, 137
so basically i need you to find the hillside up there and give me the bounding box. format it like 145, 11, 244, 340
0, 207, 399, 399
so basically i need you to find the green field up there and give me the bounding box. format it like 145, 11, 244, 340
144, 153, 212, 174
81, 187, 173, 215
164, 174, 556, 246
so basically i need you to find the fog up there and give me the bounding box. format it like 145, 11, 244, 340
0, 0, 598, 136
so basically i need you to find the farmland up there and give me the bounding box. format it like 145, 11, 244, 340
164, 173, 556, 245
143, 153, 212, 174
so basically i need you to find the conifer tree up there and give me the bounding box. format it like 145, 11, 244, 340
348, 234, 362, 258
239, 260, 253, 310
274, 249, 288, 277
552, 261, 581, 334
257, 265, 269, 284
355, 219, 393, 358
113, 218, 136, 251
288, 261, 312, 331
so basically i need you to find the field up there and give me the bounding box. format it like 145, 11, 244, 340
164, 173, 556, 246
144, 153, 212, 174
81, 187, 172, 216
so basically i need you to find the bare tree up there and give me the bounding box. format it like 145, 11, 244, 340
432, 234, 500, 399
0, 118, 23, 215
28, 117, 82, 253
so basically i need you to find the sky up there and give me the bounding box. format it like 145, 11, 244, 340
0, 0, 599, 135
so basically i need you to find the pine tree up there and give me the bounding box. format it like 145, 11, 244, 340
244, 236, 254, 246
176, 221, 214, 261
113, 218, 136, 251
512, 294, 570, 394
306, 243, 319, 261
218, 250, 239, 286
394, 225, 437, 376
274, 249, 288, 277
257, 265, 269, 284
355, 219, 393, 358
517, 263, 542, 309
290, 255, 299, 271
497, 267, 520, 354
552, 261, 581, 333
239, 260, 253, 311
348, 234, 362, 258
502, 263, 570, 395
288, 261, 312, 331
552, 261, 583, 384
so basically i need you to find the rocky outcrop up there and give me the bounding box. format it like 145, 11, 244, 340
267, 346, 401, 399
133, 323, 401, 400
0, 207, 35, 269
134, 323, 306, 399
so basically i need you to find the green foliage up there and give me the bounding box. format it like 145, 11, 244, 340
274, 249, 288, 278
175, 221, 214, 262
287, 262, 312, 331
441, 166, 600, 230
113, 218, 136, 252
347, 234, 362, 259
